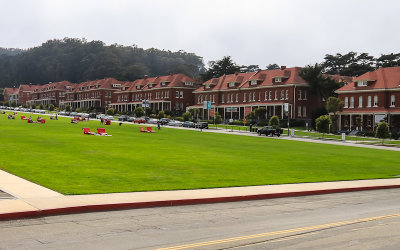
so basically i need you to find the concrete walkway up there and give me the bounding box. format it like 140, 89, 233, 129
1, 169, 400, 220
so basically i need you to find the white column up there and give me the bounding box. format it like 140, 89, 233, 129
350, 114, 352, 129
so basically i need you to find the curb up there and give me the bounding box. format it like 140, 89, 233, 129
1, 184, 400, 221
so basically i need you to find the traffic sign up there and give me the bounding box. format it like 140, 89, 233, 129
243, 118, 247, 125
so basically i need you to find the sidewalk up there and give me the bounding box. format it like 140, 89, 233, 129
1, 169, 400, 220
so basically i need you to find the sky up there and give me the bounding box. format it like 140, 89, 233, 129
1, 0, 400, 68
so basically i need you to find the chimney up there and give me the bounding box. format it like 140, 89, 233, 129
280, 66, 286, 70
257, 69, 262, 72
234, 71, 239, 76
144, 75, 148, 79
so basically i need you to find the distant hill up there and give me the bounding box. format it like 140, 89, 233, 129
0, 47, 24, 56
0, 38, 205, 88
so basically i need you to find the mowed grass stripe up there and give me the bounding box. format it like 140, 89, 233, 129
0, 112, 399, 195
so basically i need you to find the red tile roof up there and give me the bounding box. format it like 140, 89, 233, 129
195, 67, 308, 93
4, 87, 19, 95
336, 67, 400, 92
122, 73, 198, 92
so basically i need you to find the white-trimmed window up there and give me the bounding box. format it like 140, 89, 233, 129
212, 95, 215, 103
367, 96, 372, 107
228, 82, 235, 87
236, 94, 239, 103
198, 95, 201, 104
373, 95, 378, 107
357, 80, 368, 87
166, 91, 169, 98
222, 94, 225, 103
248, 93, 251, 102
175, 91, 179, 98
344, 97, 349, 108
275, 77, 282, 83
391, 95, 395, 107
303, 90, 307, 100
358, 96, 363, 108
253, 92, 256, 101
274, 90, 278, 100
243, 93, 246, 102
265, 91, 268, 100
350, 97, 354, 108
298, 89, 302, 100
180, 91, 183, 98
303, 106, 307, 117
298, 106, 302, 117
285, 90, 289, 100
250, 80, 257, 86
269, 91, 272, 100
280, 90, 284, 100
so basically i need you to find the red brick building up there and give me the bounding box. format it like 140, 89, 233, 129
110, 74, 199, 114
25, 81, 74, 107
189, 67, 328, 122
336, 66, 400, 132
3, 87, 19, 104
59, 78, 123, 111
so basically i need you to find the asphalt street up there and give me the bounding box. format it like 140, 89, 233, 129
0, 189, 399, 249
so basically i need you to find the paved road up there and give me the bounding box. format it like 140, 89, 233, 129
0, 189, 399, 249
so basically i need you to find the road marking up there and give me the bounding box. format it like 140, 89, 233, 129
157, 213, 400, 250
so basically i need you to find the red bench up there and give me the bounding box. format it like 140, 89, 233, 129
146, 127, 155, 133
97, 128, 107, 135
83, 127, 95, 135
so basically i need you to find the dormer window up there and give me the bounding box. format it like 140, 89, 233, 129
136, 85, 141, 90
357, 80, 368, 87
112, 84, 121, 88
161, 82, 166, 86
228, 82, 235, 87
205, 85, 210, 89
148, 84, 153, 88
250, 80, 258, 86
184, 82, 193, 86
274, 77, 282, 83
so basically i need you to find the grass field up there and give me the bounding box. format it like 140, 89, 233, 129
1, 112, 400, 195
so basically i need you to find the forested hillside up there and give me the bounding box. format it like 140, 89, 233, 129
0, 38, 205, 87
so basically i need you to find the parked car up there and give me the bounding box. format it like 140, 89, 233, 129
168, 120, 183, 126
127, 117, 135, 122
182, 121, 195, 128
118, 115, 128, 121
147, 118, 159, 124
159, 118, 170, 125
96, 114, 106, 119
134, 117, 146, 123
89, 113, 97, 118
257, 126, 282, 137
336, 130, 351, 135
195, 122, 208, 129
105, 115, 114, 120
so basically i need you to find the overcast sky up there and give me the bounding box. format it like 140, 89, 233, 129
1, 0, 399, 68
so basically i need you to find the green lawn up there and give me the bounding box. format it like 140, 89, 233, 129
1, 112, 400, 195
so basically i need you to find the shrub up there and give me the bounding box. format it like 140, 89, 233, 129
182, 112, 191, 121
269, 116, 280, 129
228, 120, 245, 126
316, 115, 331, 134
175, 117, 184, 122
65, 105, 71, 112
48, 104, 55, 111
157, 111, 165, 119
134, 107, 144, 117
391, 130, 399, 140
106, 108, 115, 116
376, 122, 390, 143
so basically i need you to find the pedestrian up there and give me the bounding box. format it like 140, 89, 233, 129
100, 117, 104, 125
250, 123, 253, 132
55, 114, 58, 120
157, 122, 161, 130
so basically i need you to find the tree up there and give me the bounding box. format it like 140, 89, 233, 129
254, 107, 267, 121
214, 112, 222, 124
10, 101, 17, 107
266, 64, 280, 70
145, 107, 153, 116
157, 110, 165, 119
106, 108, 115, 116
65, 105, 71, 112
48, 104, 55, 111
376, 53, 400, 68
269, 115, 280, 129
182, 112, 191, 121
299, 63, 344, 106
201, 56, 240, 81
316, 115, 331, 135
376, 122, 390, 144
326, 97, 344, 133
134, 107, 144, 117
31, 103, 36, 109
